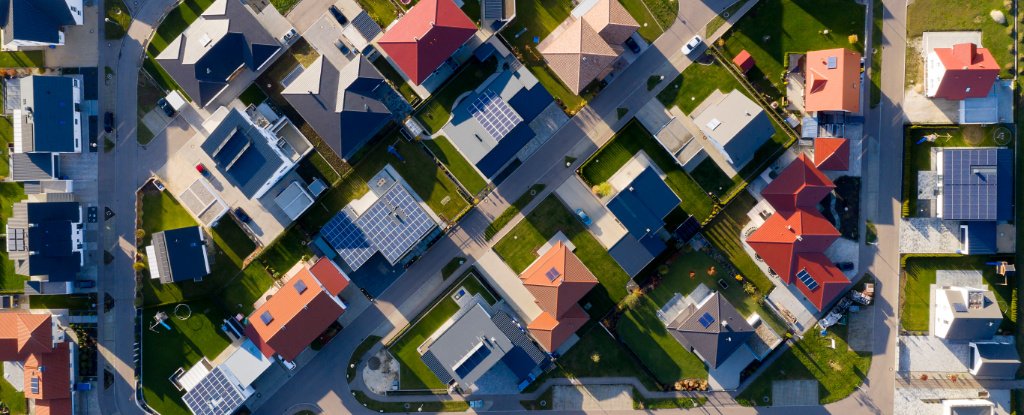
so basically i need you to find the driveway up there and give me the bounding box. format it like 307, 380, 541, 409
553, 177, 627, 248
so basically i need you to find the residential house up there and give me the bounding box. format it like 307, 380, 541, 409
813, 137, 850, 171
605, 166, 680, 276
968, 341, 1020, 379
146, 226, 211, 285
926, 43, 999, 100
933, 285, 1002, 341
154, 0, 281, 107
519, 241, 597, 352
6, 75, 83, 182
804, 48, 861, 114
5, 199, 83, 286
540, 0, 639, 94
923, 147, 1012, 255
666, 292, 754, 369
282, 56, 394, 160
245, 258, 350, 362
0, 313, 73, 415
693, 90, 775, 171
0, 0, 83, 50
179, 339, 273, 415
376, 0, 477, 85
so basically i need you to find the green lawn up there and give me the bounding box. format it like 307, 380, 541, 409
389, 273, 497, 389
658, 61, 745, 115
256, 227, 312, 278
618, 296, 708, 385
423, 136, 488, 196
462, 0, 481, 23
104, 0, 131, 39
210, 219, 256, 268
533, 323, 659, 390
416, 57, 497, 133
353, 391, 469, 412
0, 113, 13, 181
484, 184, 545, 241
441, 257, 466, 280
372, 56, 420, 105
619, 0, 676, 41
690, 158, 739, 198
0, 184, 27, 292
238, 84, 267, 107
736, 325, 871, 405
901, 256, 1015, 333
142, 54, 190, 102
579, 120, 714, 221
356, 0, 400, 27
701, 191, 772, 293
498, 0, 581, 113
907, 0, 1014, 79
869, 0, 882, 107
149, 0, 216, 54
722, 0, 865, 99
271, 0, 301, 13
493, 196, 630, 317
295, 151, 343, 186
0, 366, 24, 415
0, 51, 43, 68
28, 294, 96, 310
138, 189, 198, 247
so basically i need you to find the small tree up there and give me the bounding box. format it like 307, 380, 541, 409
135, 229, 146, 240
132, 261, 146, 272
743, 282, 757, 295
847, 34, 858, 45
592, 182, 613, 198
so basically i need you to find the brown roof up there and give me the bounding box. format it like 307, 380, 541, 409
245, 261, 348, 361
521, 242, 599, 317
0, 313, 52, 360
540, 19, 618, 94
309, 257, 350, 296
527, 305, 590, 351
582, 0, 639, 45
25, 341, 70, 401
804, 48, 861, 113
814, 137, 850, 171
34, 398, 71, 415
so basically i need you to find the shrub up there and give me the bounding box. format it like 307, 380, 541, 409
743, 282, 757, 295
133, 262, 147, 271
847, 34, 858, 44
592, 182, 613, 198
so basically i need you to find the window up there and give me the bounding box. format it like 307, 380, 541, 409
260, 311, 273, 325
544, 267, 560, 281
30, 377, 39, 394
796, 269, 819, 291
293, 279, 307, 294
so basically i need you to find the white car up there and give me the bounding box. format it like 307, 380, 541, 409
681, 35, 703, 55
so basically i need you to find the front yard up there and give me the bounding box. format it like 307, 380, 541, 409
530, 323, 659, 391
657, 60, 744, 115
492, 195, 630, 317
423, 136, 489, 196
721, 0, 866, 99
901, 256, 1015, 333
578, 120, 714, 221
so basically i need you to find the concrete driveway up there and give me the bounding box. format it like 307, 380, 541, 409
554, 177, 627, 249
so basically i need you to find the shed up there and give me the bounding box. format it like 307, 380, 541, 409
733, 50, 754, 74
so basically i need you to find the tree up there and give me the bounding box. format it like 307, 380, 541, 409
132, 261, 147, 271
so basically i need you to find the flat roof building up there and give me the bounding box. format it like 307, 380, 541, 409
935, 148, 1012, 222
6, 200, 83, 283
934, 285, 1002, 341
147, 226, 211, 285
0, 0, 83, 50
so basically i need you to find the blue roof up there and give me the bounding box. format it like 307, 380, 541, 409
607, 167, 680, 239
942, 148, 1012, 221
30, 76, 77, 152
475, 123, 534, 177
608, 235, 656, 276
501, 346, 539, 382
966, 221, 997, 255
24, 201, 81, 281
2, 0, 75, 45
507, 81, 554, 123
160, 226, 209, 282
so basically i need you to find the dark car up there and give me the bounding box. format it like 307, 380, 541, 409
75, 280, 96, 289
623, 37, 641, 54
103, 112, 114, 133
836, 262, 855, 271
329, 5, 348, 25
234, 207, 252, 223
156, 98, 177, 117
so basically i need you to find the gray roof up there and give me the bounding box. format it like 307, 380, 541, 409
281, 56, 392, 160
693, 90, 774, 169
940, 148, 1013, 221
971, 342, 1020, 379
200, 108, 288, 199
14, 76, 79, 153
425, 303, 514, 388
6, 200, 81, 282
154, 0, 280, 107
10, 152, 57, 182
151, 226, 210, 284
943, 288, 1002, 341
0, 0, 77, 45
667, 292, 754, 369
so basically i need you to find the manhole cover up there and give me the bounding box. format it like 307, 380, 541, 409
368, 356, 381, 370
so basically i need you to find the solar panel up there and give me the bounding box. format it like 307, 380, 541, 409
545, 267, 560, 281
470, 90, 522, 141
796, 269, 819, 291
453, 344, 492, 378
260, 311, 273, 325
182, 367, 248, 415
483, 0, 504, 19
942, 148, 1005, 221
351, 11, 382, 41
320, 211, 377, 270
697, 312, 715, 328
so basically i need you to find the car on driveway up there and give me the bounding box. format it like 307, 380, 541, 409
103, 112, 114, 133
156, 98, 177, 117
624, 37, 641, 54
329, 5, 348, 25
681, 35, 703, 55
575, 209, 593, 226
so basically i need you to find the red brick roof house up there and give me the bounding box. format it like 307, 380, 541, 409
746, 210, 840, 283
376, 0, 477, 85
814, 137, 850, 171
793, 252, 851, 310
761, 154, 835, 213
804, 48, 861, 113
733, 50, 754, 74
520, 241, 598, 352
0, 314, 72, 415
245, 258, 350, 361
926, 42, 999, 100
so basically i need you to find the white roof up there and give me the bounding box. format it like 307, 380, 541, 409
178, 358, 212, 392
273, 181, 314, 220
221, 339, 273, 388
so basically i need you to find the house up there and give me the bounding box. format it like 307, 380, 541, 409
245, 258, 350, 362
5, 200, 83, 285
926, 42, 999, 100
0, 0, 83, 50
179, 339, 273, 415
813, 137, 850, 171
376, 0, 477, 85
519, 241, 597, 352
442, 57, 566, 180
317, 166, 440, 272
0, 313, 73, 415
804, 48, 861, 114
934, 148, 1012, 222
146, 226, 211, 285
746, 155, 850, 311
666, 292, 754, 369
933, 285, 1001, 341
6, 75, 83, 182
420, 303, 547, 393
968, 341, 1020, 379
154, 0, 281, 107
281, 56, 395, 160
606, 167, 681, 276
692, 90, 775, 170
540, 0, 638, 93
733, 50, 754, 74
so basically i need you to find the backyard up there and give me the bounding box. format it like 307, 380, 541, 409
901, 256, 1015, 333
531, 323, 659, 391
736, 325, 871, 405
423, 136, 489, 196
415, 57, 498, 134
578, 120, 713, 221
701, 191, 773, 294
0, 118, 27, 292
0, 366, 24, 415
371, 56, 420, 105
906, 0, 1015, 81
721, 0, 866, 99
388, 272, 498, 389
493, 196, 630, 317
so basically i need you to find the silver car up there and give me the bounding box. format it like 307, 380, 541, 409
681, 35, 703, 55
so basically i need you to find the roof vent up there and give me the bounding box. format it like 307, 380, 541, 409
199, 33, 213, 47
826, 56, 837, 69
706, 118, 722, 130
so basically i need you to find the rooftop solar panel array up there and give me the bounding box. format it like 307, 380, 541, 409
796, 269, 819, 291
942, 148, 1010, 221
471, 89, 522, 141
182, 367, 247, 415
321, 211, 377, 270
483, 0, 503, 19
698, 312, 715, 328
351, 11, 382, 41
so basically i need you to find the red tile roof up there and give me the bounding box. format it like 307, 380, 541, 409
25, 341, 70, 401
34, 398, 71, 415
746, 210, 840, 282
733, 50, 754, 73
0, 313, 52, 361
814, 137, 850, 171
804, 48, 861, 113
520, 242, 598, 351
761, 154, 835, 213
245, 261, 348, 361
793, 252, 851, 310
931, 43, 999, 100
310, 258, 350, 296
377, 0, 476, 85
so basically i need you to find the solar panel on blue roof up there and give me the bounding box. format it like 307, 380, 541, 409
797, 269, 819, 291
358, 185, 436, 265
698, 312, 715, 328
321, 211, 376, 270
454, 345, 492, 378
471, 89, 522, 141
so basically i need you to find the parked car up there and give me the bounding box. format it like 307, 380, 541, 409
681, 35, 703, 55
329, 5, 348, 25
75, 280, 96, 289
574, 208, 592, 227
195, 163, 210, 177
156, 98, 176, 117
623, 37, 641, 54
103, 112, 114, 133
234, 207, 252, 223
336, 42, 351, 55
0, 295, 18, 309
836, 261, 855, 271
